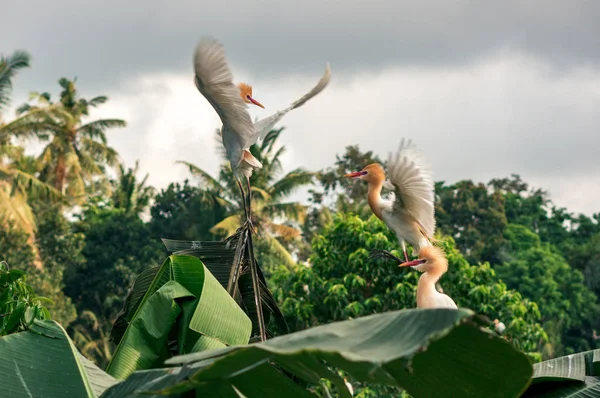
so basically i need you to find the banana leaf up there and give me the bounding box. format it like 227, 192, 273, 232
101, 308, 533, 398
161, 222, 288, 341
522, 349, 600, 397
0, 320, 118, 398
105, 255, 252, 380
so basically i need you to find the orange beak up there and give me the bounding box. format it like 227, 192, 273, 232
344, 171, 367, 178
398, 259, 426, 268
247, 95, 265, 109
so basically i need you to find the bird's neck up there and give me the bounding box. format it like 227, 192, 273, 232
417, 271, 443, 305
367, 179, 384, 220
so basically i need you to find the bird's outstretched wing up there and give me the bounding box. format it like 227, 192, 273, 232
193, 37, 254, 143
251, 63, 331, 145
386, 139, 436, 238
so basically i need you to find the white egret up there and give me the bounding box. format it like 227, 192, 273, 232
393, 245, 457, 309
345, 139, 435, 262
193, 37, 331, 221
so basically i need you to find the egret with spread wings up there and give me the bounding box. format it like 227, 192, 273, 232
193, 37, 331, 222
344, 139, 435, 262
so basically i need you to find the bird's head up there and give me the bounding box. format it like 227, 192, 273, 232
238, 83, 265, 109
344, 163, 385, 183
398, 245, 448, 273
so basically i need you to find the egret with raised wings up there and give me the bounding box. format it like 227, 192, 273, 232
377, 245, 457, 309
193, 37, 331, 221
344, 139, 435, 262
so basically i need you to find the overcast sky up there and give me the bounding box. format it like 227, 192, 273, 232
2, 0, 599, 216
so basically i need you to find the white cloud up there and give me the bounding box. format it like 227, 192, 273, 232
88, 50, 600, 216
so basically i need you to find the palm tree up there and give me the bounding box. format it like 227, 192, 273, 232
0, 51, 66, 142
0, 51, 64, 230
178, 128, 314, 267
111, 160, 156, 216
17, 77, 125, 203
0, 51, 64, 268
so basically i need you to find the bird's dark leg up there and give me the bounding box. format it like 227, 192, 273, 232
246, 177, 256, 234
235, 177, 249, 221
246, 177, 252, 215
368, 249, 403, 264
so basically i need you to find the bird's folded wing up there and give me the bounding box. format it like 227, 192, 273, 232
387, 138, 436, 238
252, 63, 332, 144
193, 37, 254, 144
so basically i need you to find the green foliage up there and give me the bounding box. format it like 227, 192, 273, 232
0, 208, 77, 329
65, 202, 164, 326
435, 180, 508, 264
496, 226, 599, 358
32, 205, 79, 327
568, 232, 600, 298
106, 255, 252, 380
60, 200, 163, 368
150, 179, 228, 241
110, 160, 156, 216
0, 308, 541, 398
0, 261, 50, 335
103, 308, 532, 398
272, 214, 547, 363
0, 223, 35, 267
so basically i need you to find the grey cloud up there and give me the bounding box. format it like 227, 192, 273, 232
2, 0, 599, 95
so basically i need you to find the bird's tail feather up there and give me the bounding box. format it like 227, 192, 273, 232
242, 149, 262, 169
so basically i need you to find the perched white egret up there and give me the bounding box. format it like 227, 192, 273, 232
345, 139, 435, 262
193, 37, 331, 220
344, 378, 354, 396
398, 246, 457, 309
494, 319, 506, 334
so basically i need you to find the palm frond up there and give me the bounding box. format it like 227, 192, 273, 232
110, 160, 156, 215
259, 128, 283, 153
269, 169, 314, 201
77, 119, 126, 142
260, 235, 296, 269
88, 96, 108, 107
263, 201, 307, 223
265, 222, 302, 240
0, 51, 31, 111
71, 143, 102, 176
250, 186, 272, 203
176, 160, 227, 192
0, 186, 35, 235
78, 138, 120, 167
1, 114, 67, 141
8, 168, 65, 203
210, 214, 242, 236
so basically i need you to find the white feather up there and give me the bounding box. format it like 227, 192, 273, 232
252, 63, 332, 144
193, 38, 254, 150
385, 138, 436, 239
